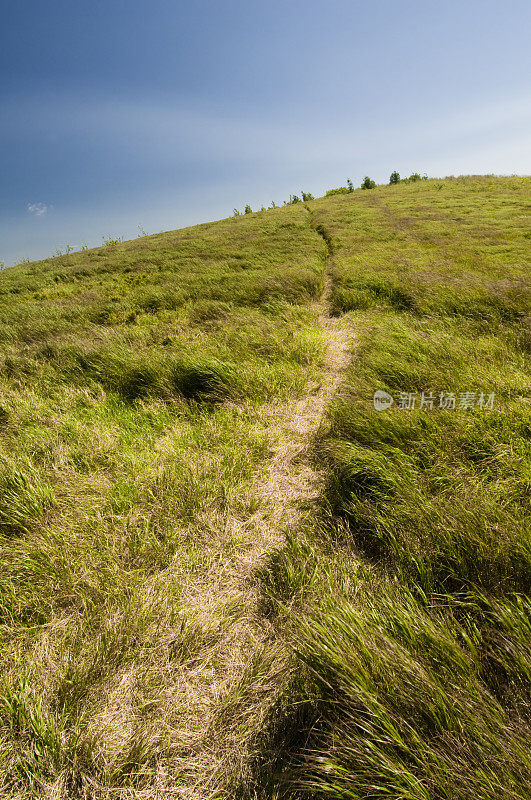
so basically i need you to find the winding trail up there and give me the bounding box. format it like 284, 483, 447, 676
161, 213, 355, 798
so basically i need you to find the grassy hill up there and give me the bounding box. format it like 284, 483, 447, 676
0, 176, 529, 798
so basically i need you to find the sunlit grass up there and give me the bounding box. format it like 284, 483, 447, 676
0, 176, 529, 798
253, 176, 531, 800
0, 202, 328, 796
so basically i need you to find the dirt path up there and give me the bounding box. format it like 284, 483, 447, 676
154, 228, 355, 798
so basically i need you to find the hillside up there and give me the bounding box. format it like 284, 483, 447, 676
0, 175, 529, 799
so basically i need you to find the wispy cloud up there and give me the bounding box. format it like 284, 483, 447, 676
26, 202, 50, 216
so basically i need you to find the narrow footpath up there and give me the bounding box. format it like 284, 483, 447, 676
160, 213, 355, 799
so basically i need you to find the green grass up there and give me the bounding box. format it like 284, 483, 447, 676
246, 177, 531, 800
251, 176, 531, 799
0, 203, 329, 795
0, 176, 529, 798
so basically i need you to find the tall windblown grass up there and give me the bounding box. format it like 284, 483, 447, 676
251, 176, 531, 800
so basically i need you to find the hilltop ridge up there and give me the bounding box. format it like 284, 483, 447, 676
0, 175, 529, 799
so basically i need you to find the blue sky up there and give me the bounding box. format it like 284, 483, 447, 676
1, 0, 530, 266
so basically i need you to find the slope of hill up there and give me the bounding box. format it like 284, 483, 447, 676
0, 176, 529, 799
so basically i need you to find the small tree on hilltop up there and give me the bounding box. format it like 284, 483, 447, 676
389, 170, 400, 185
361, 176, 376, 190
244, 204, 252, 214
347, 178, 354, 193
301, 191, 314, 202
